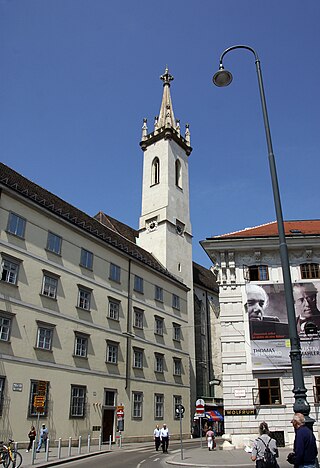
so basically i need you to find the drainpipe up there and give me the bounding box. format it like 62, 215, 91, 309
125, 259, 132, 389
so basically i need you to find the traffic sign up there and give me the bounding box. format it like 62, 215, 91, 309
195, 398, 205, 414
116, 405, 124, 419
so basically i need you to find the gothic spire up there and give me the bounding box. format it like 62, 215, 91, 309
154, 67, 176, 131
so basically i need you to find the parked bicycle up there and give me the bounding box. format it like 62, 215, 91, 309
0, 439, 22, 468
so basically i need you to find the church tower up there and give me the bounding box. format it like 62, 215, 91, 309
138, 67, 192, 284
138, 67, 196, 403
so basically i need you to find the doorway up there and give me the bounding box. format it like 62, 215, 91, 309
102, 408, 115, 443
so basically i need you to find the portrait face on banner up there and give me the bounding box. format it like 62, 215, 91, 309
245, 282, 320, 370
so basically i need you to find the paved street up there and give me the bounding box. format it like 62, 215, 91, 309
18, 439, 296, 468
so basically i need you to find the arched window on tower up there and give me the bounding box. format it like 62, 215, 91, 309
151, 158, 160, 185
175, 159, 182, 188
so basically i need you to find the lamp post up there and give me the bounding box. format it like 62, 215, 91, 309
212, 45, 312, 424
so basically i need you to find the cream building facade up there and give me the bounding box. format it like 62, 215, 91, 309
202, 220, 320, 447
0, 162, 192, 443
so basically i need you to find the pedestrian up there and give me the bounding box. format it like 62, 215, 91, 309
287, 412, 318, 468
160, 423, 169, 453
36, 424, 48, 452
26, 425, 36, 452
153, 424, 161, 451
206, 426, 215, 451
251, 421, 278, 467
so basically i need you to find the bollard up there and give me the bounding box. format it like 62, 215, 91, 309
109, 435, 112, 451
45, 438, 49, 462
87, 434, 91, 453
58, 438, 62, 459
119, 433, 122, 448
31, 439, 36, 465
78, 435, 82, 455
68, 437, 72, 457
99, 433, 102, 451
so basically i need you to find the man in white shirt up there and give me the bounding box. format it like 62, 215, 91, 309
160, 423, 169, 453
153, 424, 161, 451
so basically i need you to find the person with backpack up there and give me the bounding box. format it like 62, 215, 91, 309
251, 421, 279, 467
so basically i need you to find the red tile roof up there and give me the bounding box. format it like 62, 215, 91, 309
212, 220, 320, 239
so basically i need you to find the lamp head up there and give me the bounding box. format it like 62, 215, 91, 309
212, 65, 233, 87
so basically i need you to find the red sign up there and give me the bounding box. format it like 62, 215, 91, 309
196, 404, 204, 414
116, 405, 124, 419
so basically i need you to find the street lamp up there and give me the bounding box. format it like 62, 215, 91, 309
212, 45, 313, 425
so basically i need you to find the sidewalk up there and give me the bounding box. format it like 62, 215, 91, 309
20, 439, 158, 467
166, 446, 293, 467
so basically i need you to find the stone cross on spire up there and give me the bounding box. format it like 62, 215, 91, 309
155, 66, 176, 131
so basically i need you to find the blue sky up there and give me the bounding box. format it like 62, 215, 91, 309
1, 0, 319, 268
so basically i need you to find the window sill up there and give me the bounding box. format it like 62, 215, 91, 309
6, 230, 25, 240
0, 281, 18, 287
73, 354, 88, 360
34, 347, 53, 353
255, 404, 286, 408
76, 306, 91, 312
108, 278, 121, 284
106, 361, 118, 365
45, 248, 61, 257
39, 293, 57, 301
107, 316, 120, 322
79, 264, 93, 271
133, 289, 144, 295
0, 339, 11, 344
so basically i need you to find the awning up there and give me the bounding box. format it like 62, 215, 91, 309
204, 410, 224, 421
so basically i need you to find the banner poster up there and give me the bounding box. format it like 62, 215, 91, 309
245, 281, 320, 369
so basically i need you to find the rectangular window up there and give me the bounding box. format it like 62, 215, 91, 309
133, 308, 144, 329
47, 232, 62, 255
155, 354, 164, 373
134, 275, 144, 293
36, 326, 53, 351
258, 378, 281, 405
133, 348, 143, 369
105, 390, 115, 406
80, 248, 93, 270
0, 377, 5, 416
70, 385, 86, 418
155, 286, 163, 302
155, 394, 164, 419
28, 380, 49, 417
314, 377, 320, 404
173, 358, 182, 376
173, 395, 182, 419
109, 263, 121, 282
41, 274, 58, 299
155, 316, 164, 336
1, 258, 19, 285
7, 212, 26, 238
173, 323, 181, 342
106, 342, 118, 364
78, 288, 91, 310
301, 263, 320, 279
132, 392, 143, 418
0, 315, 12, 341
172, 294, 180, 310
249, 265, 269, 281
74, 335, 88, 358
108, 298, 120, 320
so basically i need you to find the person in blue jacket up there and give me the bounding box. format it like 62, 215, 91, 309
290, 413, 318, 468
